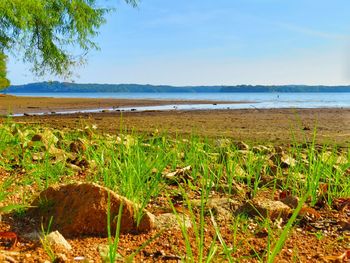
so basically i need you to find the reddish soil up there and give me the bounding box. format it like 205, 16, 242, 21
0, 180, 349, 262
0, 145, 349, 262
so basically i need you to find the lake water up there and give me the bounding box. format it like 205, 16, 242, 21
5, 92, 350, 114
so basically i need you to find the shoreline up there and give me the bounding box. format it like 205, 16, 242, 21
5, 105, 350, 118
1, 94, 349, 116
0, 94, 251, 115
1, 95, 350, 145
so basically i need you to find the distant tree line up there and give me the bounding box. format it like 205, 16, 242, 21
220, 85, 350, 92
3, 82, 350, 93
4, 82, 222, 93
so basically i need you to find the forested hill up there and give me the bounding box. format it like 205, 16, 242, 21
4, 82, 222, 93
4, 82, 350, 93
221, 85, 350, 92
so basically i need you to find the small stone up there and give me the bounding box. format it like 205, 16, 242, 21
238, 197, 292, 220
252, 145, 271, 154
235, 141, 249, 151
339, 220, 350, 231
69, 139, 86, 153
23, 231, 41, 241
31, 134, 43, 141
55, 253, 68, 262
74, 256, 86, 261
32, 152, 44, 161
66, 163, 82, 172
274, 146, 284, 154
155, 213, 192, 230
191, 198, 239, 222
162, 166, 192, 183
46, 231, 72, 251
280, 195, 299, 209
281, 154, 296, 167
32, 129, 59, 148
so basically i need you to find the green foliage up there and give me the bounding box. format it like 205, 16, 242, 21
40, 217, 56, 262
0, 52, 10, 89
0, 0, 138, 80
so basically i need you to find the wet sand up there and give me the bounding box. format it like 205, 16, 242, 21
0, 94, 241, 115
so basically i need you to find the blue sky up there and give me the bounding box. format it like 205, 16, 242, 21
8, 0, 350, 85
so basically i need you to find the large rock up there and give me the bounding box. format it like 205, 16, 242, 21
30, 183, 155, 237
238, 197, 292, 220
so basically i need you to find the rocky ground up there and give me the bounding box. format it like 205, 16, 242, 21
0, 120, 349, 262
14, 107, 350, 145
0, 172, 349, 262
0, 98, 350, 262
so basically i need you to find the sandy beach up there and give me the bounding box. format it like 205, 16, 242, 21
2, 95, 349, 145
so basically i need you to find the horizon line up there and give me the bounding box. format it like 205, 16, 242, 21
9, 81, 350, 87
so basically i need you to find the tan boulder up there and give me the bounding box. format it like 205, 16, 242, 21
30, 183, 154, 237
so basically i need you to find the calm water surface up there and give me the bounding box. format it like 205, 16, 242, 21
6, 92, 350, 113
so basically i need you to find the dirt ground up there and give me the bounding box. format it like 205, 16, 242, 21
10, 108, 350, 146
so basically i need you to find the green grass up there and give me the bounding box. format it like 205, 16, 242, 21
0, 120, 349, 262
40, 217, 56, 262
